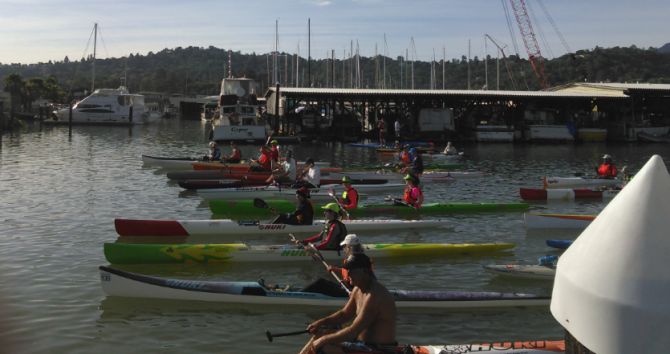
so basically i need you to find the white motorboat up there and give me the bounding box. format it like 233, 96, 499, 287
50, 87, 155, 125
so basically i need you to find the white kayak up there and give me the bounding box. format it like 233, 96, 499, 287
100, 266, 549, 310
543, 176, 622, 189
484, 264, 556, 280
196, 186, 369, 202
141, 154, 330, 171
114, 218, 448, 237
524, 213, 595, 229
331, 171, 483, 182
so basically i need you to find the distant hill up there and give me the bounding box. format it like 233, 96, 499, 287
2, 45, 670, 102
658, 43, 670, 54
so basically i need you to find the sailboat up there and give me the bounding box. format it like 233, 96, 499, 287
47, 23, 155, 126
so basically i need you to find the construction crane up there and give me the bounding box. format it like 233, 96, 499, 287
485, 34, 519, 90
508, 0, 550, 89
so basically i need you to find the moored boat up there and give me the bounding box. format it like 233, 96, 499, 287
114, 218, 446, 237
524, 213, 595, 229
99, 266, 548, 309
543, 176, 621, 189
520, 188, 619, 201
208, 200, 530, 218
103, 242, 516, 264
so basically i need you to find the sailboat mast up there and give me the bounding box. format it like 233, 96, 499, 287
92, 22, 97, 93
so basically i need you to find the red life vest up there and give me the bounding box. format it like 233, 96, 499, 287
400, 151, 411, 165
258, 151, 271, 170
597, 163, 617, 178
231, 148, 241, 160
403, 186, 423, 208
341, 187, 359, 210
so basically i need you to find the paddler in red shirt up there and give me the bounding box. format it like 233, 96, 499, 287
337, 176, 359, 211
398, 145, 411, 167
222, 141, 242, 163
401, 174, 423, 209
250, 145, 272, 171
596, 154, 618, 179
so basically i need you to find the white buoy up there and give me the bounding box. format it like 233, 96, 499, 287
551, 154, 670, 353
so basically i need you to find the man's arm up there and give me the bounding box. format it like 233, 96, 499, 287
307, 289, 358, 333
314, 291, 378, 346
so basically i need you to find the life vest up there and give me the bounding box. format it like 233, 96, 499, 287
400, 151, 411, 165
258, 151, 271, 170
231, 148, 241, 160
341, 187, 359, 210
403, 186, 423, 208
597, 163, 618, 178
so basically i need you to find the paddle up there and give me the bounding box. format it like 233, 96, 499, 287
265, 329, 308, 342
289, 233, 351, 295
327, 190, 350, 220
253, 197, 277, 214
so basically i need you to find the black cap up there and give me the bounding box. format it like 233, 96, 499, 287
342, 254, 372, 271
305, 157, 315, 164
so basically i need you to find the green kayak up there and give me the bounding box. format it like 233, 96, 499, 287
209, 200, 529, 218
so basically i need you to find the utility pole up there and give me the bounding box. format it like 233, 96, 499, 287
307, 18, 311, 87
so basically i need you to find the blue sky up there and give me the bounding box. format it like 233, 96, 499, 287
0, 0, 667, 64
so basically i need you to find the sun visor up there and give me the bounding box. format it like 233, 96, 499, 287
551, 154, 670, 354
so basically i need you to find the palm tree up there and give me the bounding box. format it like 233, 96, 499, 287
3, 74, 25, 114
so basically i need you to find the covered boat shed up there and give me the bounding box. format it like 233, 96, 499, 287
265, 83, 669, 142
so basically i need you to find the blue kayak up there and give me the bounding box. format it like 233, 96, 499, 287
546, 239, 573, 250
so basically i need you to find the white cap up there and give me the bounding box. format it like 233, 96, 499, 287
551, 155, 670, 353
340, 234, 361, 246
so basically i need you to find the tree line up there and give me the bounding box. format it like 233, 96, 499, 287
2, 44, 670, 111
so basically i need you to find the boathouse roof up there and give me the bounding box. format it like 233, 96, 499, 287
265, 86, 629, 100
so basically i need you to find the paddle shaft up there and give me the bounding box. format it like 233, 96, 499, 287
265, 329, 308, 342
289, 234, 351, 295
328, 192, 350, 220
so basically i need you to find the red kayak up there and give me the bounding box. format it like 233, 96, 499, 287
520, 188, 619, 201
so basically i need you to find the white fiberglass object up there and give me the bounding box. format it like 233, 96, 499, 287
551, 154, 670, 353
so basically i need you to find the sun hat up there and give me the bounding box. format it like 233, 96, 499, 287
341, 176, 351, 184
321, 202, 340, 213
271, 140, 278, 144
340, 234, 361, 246
209, 141, 216, 148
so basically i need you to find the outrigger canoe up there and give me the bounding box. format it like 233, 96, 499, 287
209, 200, 529, 218
197, 187, 369, 202
520, 188, 619, 201
524, 213, 596, 229
543, 176, 621, 189
331, 170, 485, 181
142, 155, 329, 171
195, 184, 403, 201
192, 161, 342, 173
103, 242, 516, 264
483, 264, 556, 281
166, 170, 389, 184
99, 266, 549, 309
114, 218, 447, 237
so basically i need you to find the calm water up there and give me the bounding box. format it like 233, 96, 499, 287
0, 119, 666, 353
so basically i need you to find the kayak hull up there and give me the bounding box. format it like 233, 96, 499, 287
114, 218, 448, 237
209, 200, 529, 218
99, 266, 549, 309
103, 242, 516, 264
524, 213, 596, 229
543, 176, 621, 189
484, 264, 556, 280
520, 188, 619, 201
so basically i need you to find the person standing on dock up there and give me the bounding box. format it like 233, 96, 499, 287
377, 117, 386, 146
394, 118, 401, 140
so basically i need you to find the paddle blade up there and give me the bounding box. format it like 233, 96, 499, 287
265, 330, 273, 342
253, 198, 269, 209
